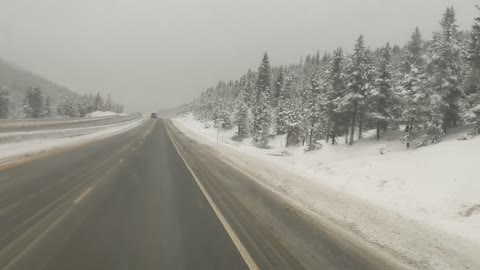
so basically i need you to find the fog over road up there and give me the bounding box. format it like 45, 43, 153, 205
0, 119, 405, 270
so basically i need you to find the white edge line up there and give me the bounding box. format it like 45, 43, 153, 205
73, 187, 93, 204
165, 122, 259, 270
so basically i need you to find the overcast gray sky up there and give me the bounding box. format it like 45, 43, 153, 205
0, 0, 478, 112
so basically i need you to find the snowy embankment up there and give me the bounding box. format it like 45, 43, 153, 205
0, 117, 145, 165
174, 114, 480, 270
85, 111, 127, 118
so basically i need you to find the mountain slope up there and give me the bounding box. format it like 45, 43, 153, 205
0, 57, 77, 115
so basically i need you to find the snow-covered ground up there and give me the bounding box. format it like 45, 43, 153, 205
0, 117, 146, 164
85, 111, 127, 118
174, 114, 480, 270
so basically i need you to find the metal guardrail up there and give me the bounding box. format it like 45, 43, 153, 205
0, 115, 140, 133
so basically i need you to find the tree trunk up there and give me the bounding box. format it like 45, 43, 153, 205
358, 107, 364, 140
376, 119, 380, 140
325, 119, 331, 143
286, 129, 291, 147
376, 100, 381, 140
308, 123, 314, 150
349, 103, 357, 145
345, 127, 348, 144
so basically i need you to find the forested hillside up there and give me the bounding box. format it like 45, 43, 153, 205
180, 6, 480, 148
0, 58, 124, 118
0, 58, 76, 116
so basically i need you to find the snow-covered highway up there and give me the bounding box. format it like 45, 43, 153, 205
0, 118, 411, 270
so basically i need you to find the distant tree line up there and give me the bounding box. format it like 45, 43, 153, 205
0, 86, 124, 119
180, 6, 480, 148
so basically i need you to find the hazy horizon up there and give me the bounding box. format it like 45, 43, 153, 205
0, 0, 478, 112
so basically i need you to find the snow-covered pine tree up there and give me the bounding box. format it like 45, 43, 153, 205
272, 67, 284, 107
398, 27, 428, 143
112, 104, 124, 113
424, 7, 464, 142
105, 94, 112, 111
23, 87, 44, 118
359, 48, 376, 140
304, 72, 323, 151
57, 96, 79, 118
94, 92, 104, 111
275, 70, 297, 135
232, 89, 250, 141
44, 95, 52, 118
253, 53, 272, 145
213, 109, 232, 129
253, 90, 272, 146
77, 94, 91, 117
324, 48, 346, 144
285, 98, 303, 147
465, 5, 480, 134
371, 43, 395, 140
344, 35, 375, 145
0, 85, 9, 119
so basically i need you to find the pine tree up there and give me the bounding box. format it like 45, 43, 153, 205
57, 96, 79, 118
305, 72, 323, 151
112, 104, 124, 113
425, 7, 464, 142
344, 36, 375, 144
324, 48, 346, 144
255, 52, 272, 102
371, 43, 395, 140
0, 85, 9, 119
213, 109, 232, 129
94, 92, 104, 111
23, 87, 44, 118
253, 53, 272, 145
275, 72, 296, 135
465, 6, 480, 134
403, 28, 424, 71
105, 94, 112, 111
284, 98, 303, 147
232, 91, 250, 141
272, 67, 284, 107
398, 27, 428, 143
44, 95, 52, 118
253, 90, 272, 146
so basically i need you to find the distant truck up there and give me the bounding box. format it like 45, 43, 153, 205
150, 112, 158, 119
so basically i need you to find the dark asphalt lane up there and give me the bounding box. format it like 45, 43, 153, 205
0, 120, 247, 270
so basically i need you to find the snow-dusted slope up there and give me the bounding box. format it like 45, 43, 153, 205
174, 114, 480, 270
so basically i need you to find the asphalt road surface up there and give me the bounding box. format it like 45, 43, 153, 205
0, 119, 407, 270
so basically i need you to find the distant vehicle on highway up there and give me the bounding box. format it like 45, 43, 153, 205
150, 112, 158, 119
